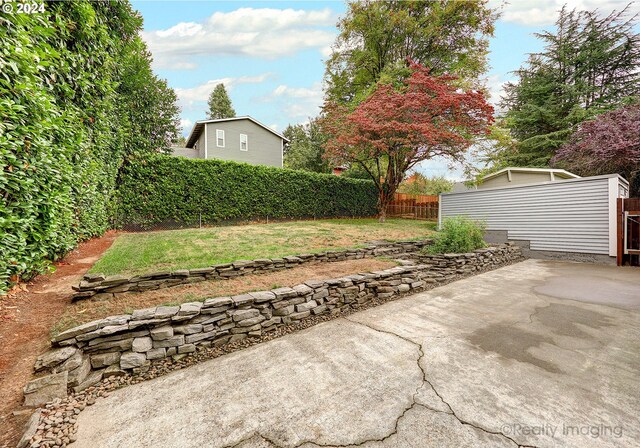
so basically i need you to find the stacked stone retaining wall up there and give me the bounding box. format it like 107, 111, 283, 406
26, 244, 523, 406
72, 240, 432, 301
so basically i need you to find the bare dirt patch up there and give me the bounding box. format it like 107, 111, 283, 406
54, 258, 398, 335
0, 232, 118, 448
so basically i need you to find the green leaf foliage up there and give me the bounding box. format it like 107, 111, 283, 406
115, 155, 379, 229
424, 216, 487, 254
0, 2, 180, 293
283, 117, 331, 173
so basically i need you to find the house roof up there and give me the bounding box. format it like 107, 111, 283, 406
185, 116, 289, 148
482, 167, 580, 182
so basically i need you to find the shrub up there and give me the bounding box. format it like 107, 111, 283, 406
114, 155, 378, 228
423, 216, 487, 254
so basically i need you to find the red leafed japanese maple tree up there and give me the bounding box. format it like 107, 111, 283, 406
552, 103, 640, 195
322, 61, 494, 222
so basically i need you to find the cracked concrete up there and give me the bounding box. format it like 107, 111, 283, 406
72, 260, 640, 448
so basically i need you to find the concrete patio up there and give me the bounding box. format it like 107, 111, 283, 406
71, 259, 640, 447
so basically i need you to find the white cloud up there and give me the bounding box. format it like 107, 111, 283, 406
142, 7, 337, 69
267, 82, 324, 120
484, 73, 515, 113
490, 0, 640, 26
176, 73, 272, 110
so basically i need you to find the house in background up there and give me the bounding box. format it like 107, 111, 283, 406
452, 167, 580, 193
177, 116, 288, 168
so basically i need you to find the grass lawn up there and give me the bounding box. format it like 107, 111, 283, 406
90, 218, 436, 276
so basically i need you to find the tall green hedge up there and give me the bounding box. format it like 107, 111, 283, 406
0, 2, 180, 293
115, 155, 378, 228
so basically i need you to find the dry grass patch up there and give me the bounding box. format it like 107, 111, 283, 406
54, 258, 397, 335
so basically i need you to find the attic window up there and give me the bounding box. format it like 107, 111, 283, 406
216, 129, 225, 148
240, 134, 248, 151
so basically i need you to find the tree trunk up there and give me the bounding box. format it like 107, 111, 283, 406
378, 206, 386, 223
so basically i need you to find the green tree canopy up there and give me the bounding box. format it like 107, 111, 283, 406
398, 173, 454, 196
324, 0, 497, 106
283, 118, 330, 173
207, 84, 236, 119
498, 5, 640, 167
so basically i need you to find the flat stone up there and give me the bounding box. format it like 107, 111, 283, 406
120, 352, 147, 369
185, 331, 217, 344
232, 309, 260, 322
177, 302, 202, 316
91, 352, 121, 369
238, 315, 266, 327
34, 347, 78, 372
128, 318, 170, 329
132, 337, 153, 352
154, 306, 179, 319
85, 338, 133, 352
150, 325, 174, 340
178, 344, 196, 354
173, 324, 202, 334
295, 300, 318, 313
52, 320, 101, 343
53, 350, 83, 373
189, 267, 215, 275
249, 291, 277, 303
304, 279, 326, 289
272, 287, 298, 299
67, 356, 92, 388
131, 307, 157, 321
152, 335, 185, 348
73, 369, 103, 393
76, 324, 130, 342
84, 273, 106, 283
103, 364, 127, 378
231, 294, 254, 306
98, 315, 132, 328
16, 409, 41, 448
100, 275, 129, 286
145, 348, 166, 360
232, 260, 254, 268
293, 284, 313, 295
172, 269, 191, 277
87, 329, 148, 346
23, 372, 68, 407
203, 296, 233, 308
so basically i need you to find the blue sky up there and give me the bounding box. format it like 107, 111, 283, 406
132, 0, 637, 179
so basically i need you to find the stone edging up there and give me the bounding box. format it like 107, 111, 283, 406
20, 245, 524, 448
71, 240, 432, 301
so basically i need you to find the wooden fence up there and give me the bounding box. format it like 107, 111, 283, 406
387, 193, 439, 220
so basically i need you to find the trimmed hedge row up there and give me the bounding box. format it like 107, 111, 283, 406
115, 155, 378, 228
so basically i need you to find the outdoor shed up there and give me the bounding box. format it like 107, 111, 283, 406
440, 173, 630, 263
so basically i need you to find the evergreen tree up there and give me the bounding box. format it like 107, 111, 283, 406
207, 84, 236, 119
498, 5, 640, 167
283, 118, 330, 173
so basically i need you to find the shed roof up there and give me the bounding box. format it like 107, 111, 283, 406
482, 167, 580, 181
186, 116, 289, 148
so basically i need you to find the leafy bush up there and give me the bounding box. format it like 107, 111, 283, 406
423, 216, 487, 254
114, 155, 378, 228
0, 2, 180, 293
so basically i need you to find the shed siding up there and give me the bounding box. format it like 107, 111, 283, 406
440, 177, 612, 255
204, 120, 282, 167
